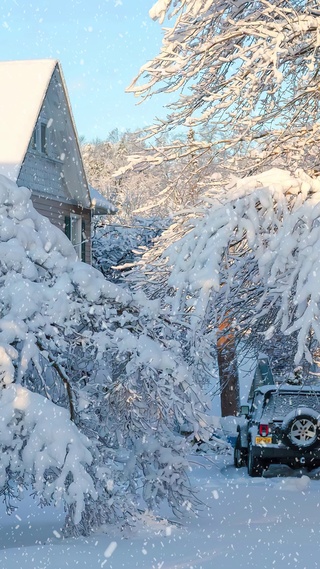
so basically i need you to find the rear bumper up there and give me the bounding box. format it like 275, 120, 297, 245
252, 443, 320, 465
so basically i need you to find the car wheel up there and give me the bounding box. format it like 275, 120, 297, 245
282, 409, 320, 450
247, 444, 263, 477
234, 434, 246, 468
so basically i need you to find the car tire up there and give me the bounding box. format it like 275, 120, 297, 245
282, 408, 320, 450
234, 434, 246, 468
247, 444, 264, 477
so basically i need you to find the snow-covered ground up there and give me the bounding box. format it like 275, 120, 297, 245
1, 454, 320, 569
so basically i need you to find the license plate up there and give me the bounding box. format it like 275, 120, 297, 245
255, 436, 272, 445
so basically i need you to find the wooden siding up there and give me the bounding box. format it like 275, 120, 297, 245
31, 194, 92, 264
18, 151, 67, 200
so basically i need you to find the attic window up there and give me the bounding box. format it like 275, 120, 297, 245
40, 122, 47, 154
31, 121, 49, 155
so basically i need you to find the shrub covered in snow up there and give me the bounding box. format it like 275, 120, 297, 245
0, 175, 213, 534
92, 216, 168, 281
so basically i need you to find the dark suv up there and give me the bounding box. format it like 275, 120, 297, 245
234, 384, 320, 476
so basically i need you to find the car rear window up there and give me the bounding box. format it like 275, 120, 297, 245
263, 392, 320, 419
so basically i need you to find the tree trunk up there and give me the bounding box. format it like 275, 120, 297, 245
217, 328, 240, 417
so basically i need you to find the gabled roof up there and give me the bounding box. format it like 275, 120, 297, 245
0, 59, 94, 210
0, 59, 57, 181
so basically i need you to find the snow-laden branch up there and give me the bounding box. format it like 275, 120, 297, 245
138, 168, 320, 366
128, 0, 320, 175
0, 384, 96, 525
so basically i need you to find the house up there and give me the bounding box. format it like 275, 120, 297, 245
0, 59, 115, 263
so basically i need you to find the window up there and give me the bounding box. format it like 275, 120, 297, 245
65, 215, 86, 262
31, 121, 48, 155
40, 122, 47, 154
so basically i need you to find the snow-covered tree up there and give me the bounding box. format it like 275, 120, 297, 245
82, 128, 214, 225
83, 132, 173, 281
124, 1, 320, 405
0, 174, 217, 535
82, 131, 168, 222
83, 131, 209, 282
132, 168, 320, 405
126, 0, 320, 176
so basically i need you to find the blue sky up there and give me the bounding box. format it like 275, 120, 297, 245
0, 0, 169, 141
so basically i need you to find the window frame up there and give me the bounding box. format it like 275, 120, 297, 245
70, 214, 82, 260
65, 215, 87, 262
30, 121, 50, 156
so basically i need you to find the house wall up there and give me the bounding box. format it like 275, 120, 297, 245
31, 194, 92, 264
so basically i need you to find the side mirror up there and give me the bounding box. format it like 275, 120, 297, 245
240, 405, 250, 416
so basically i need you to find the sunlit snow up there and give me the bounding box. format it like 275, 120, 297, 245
1, 455, 320, 569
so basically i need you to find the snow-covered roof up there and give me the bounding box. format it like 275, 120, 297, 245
0, 59, 57, 181
89, 186, 117, 215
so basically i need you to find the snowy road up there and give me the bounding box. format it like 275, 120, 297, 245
1, 455, 320, 569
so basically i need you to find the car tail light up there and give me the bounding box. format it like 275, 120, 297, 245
259, 424, 269, 437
